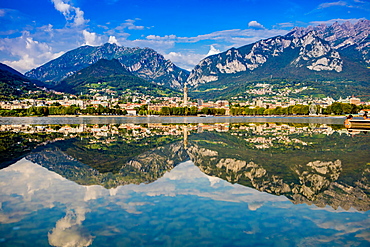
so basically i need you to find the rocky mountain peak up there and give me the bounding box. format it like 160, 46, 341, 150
186, 19, 368, 88
291, 19, 370, 49
25, 43, 189, 90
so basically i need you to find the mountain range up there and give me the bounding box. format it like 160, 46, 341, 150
187, 19, 370, 99
2, 19, 370, 100
189, 20, 370, 86
25, 43, 189, 90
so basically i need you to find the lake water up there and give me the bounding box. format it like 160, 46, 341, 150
0, 117, 369, 246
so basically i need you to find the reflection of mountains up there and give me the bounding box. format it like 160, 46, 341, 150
24, 128, 370, 211
187, 132, 370, 211
26, 135, 188, 189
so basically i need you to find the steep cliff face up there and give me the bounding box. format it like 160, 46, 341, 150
187, 20, 370, 87
25, 43, 189, 90
292, 19, 370, 62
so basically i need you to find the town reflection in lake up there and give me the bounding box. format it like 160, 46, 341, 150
0, 121, 369, 246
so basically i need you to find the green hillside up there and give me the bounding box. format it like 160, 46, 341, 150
54, 59, 180, 97
0, 63, 43, 100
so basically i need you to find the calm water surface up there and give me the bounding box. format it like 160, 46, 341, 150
0, 117, 369, 246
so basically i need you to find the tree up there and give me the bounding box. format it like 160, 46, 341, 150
190, 106, 198, 115
160, 107, 170, 115
200, 107, 211, 115
257, 107, 266, 115
331, 102, 343, 115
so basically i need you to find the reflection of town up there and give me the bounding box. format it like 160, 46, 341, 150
0, 122, 348, 153
0, 122, 356, 157
0, 123, 230, 135
0, 122, 348, 137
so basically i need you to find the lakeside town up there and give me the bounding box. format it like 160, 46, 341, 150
0, 85, 369, 116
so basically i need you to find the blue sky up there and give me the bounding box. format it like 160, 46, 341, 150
0, 0, 369, 73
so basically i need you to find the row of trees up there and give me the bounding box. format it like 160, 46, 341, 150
0, 105, 127, 117
135, 106, 226, 116
230, 105, 311, 116
135, 105, 226, 116
156, 106, 225, 116
230, 102, 364, 116
0, 102, 365, 117
0, 104, 227, 117
324, 102, 361, 115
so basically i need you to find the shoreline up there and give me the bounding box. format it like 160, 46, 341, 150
1, 114, 346, 118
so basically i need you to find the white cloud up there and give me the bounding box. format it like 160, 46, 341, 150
277, 22, 295, 28
82, 30, 102, 46
118, 38, 175, 53
0, 32, 64, 73
248, 202, 264, 211
52, 0, 70, 13
42, 24, 54, 32
0, 9, 6, 17
126, 19, 145, 30
164, 51, 205, 71
73, 7, 86, 26
308, 0, 369, 15
178, 28, 287, 45
48, 208, 94, 247
50, 0, 88, 27
207, 45, 221, 56
248, 21, 265, 29
309, 18, 364, 26
0, 1, 92, 72
146, 34, 177, 40
318, 1, 348, 9
108, 35, 120, 45
163, 45, 221, 71
115, 19, 146, 31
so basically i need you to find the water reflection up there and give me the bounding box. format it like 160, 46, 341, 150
0, 122, 369, 246
1, 122, 369, 209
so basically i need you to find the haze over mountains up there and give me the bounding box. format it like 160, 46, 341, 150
2, 20, 370, 100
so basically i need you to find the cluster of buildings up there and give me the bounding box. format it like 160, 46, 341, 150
0, 82, 368, 115
236, 96, 368, 110
0, 88, 231, 115
231, 82, 369, 109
